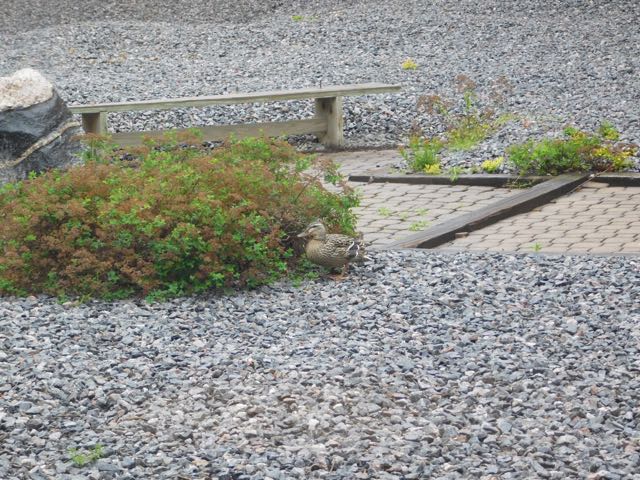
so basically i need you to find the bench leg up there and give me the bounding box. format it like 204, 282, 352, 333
315, 96, 344, 147
81, 112, 108, 135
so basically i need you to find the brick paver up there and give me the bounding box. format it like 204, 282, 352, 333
321, 149, 402, 177
323, 150, 640, 254
438, 182, 640, 254
351, 183, 518, 247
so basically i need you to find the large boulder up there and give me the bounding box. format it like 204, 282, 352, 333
0, 68, 83, 185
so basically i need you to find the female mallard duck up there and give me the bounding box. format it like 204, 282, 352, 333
297, 220, 365, 278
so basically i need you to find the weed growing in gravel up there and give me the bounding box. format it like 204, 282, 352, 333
402, 76, 516, 172
69, 444, 104, 467
481, 157, 503, 173
0, 133, 359, 300
401, 58, 418, 70
507, 123, 637, 175
399, 136, 443, 172
423, 163, 442, 175
447, 166, 463, 182
419, 75, 514, 152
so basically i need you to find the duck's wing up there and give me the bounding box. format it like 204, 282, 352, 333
328, 234, 365, 261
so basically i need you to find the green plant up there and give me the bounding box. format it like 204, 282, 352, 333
424, 163, 441, 175
415, 76, 513, 153
481, 157, 503, 173
447, 166, 464, 182
507, 123, 637, 175
409, 220, 430, 231
290, 258, 321, 287
598, 121, 620, 141
399, 135, 443, 172
0, 133, 359, 300
377, 207, 392, 217
505, 179, 534, 189
401, 58, 418, 70
69, 444, 104, 467
291, 15, 304, 21
532, 242, 542, 252
416, 208, 429, 216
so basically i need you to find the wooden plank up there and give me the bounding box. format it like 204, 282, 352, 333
384, 174, 590, 249
315, 97, 344, 147
68, 83, 402, 114
348, 174, 549, 187
591, 173, 640, 187
109, 118, 328, 146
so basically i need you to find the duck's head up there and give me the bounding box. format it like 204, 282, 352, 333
297, 220, 327, 240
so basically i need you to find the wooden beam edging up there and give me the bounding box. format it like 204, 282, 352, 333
591, 173, 640, 187
348, 174, 549, 187
383, 174, 590, 250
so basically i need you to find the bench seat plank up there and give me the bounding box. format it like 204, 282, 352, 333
68, 83, 401, 113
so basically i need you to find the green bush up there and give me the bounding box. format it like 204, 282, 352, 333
0, 133, 359, 300
507, 124, 636, 175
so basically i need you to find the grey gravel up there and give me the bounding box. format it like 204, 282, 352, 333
1, 250, 639, 479
1, 0, 639, 171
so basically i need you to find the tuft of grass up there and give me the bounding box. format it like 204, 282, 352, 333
399, 135, 443, 172
377, 207, 393, 217
69, 444, 104, 467
409, 220, 430, 231
532, 242, 543, 252
291, 15, 304, 21
447, 166, 464, 182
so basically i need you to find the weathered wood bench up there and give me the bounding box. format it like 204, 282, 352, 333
69, 83, 401, 147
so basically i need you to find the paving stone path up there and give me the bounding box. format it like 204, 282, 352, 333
352, 183, 517, 247
321, 149, 640, 254
439, 181, 640, 254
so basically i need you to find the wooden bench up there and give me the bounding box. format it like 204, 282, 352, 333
68, 83, 401, 147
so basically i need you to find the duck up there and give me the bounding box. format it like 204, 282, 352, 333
297, 220, 366, 278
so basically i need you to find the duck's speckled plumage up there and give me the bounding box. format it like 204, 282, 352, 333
297, 221, 365, 271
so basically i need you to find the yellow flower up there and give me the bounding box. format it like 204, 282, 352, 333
401, 58, 418, 70
424, 164, 441, 175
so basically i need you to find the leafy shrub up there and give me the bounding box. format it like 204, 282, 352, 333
507, 124, 637, 175
0, 133, 359, 300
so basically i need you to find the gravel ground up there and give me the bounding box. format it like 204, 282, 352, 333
1, 250, 639, 479
2, 2, 640, 479
1, 0, 639, 170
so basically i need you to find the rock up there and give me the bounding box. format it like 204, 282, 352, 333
0, 68, 83, 185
